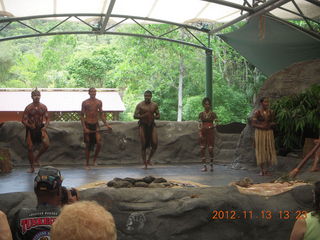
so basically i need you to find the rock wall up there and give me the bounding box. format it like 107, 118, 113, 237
0, 185, 313, 240
0, 121, 217, 166
234, 59, 320, 165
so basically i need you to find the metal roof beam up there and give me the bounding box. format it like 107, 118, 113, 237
278, 6, 320, 25
202, 0, 253, 12
0, 14, 211, 50
210, 0, 291, 34
100, 0, 116, 33
0, 13, 209, 33
291, 0, 313, 31
305, 0, 320, 8
0, 31, 210, 50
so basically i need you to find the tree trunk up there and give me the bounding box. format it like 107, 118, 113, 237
177, 56, 185, 122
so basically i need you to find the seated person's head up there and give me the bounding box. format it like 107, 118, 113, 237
34, 166, 63, 201
61, 187, 79, 206
51, 201, 117, 240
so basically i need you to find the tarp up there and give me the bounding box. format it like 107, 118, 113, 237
219, 15, 320, 76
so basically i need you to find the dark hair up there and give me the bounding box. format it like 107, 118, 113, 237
313, 181, 320, 217
88, 87, 96, 92
259, 97, 267, 103
144, 90, 152, 95
202, 97, 211, 106
31, 88, 40, 96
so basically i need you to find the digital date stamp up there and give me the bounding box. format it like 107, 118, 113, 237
210, 210, 308, 220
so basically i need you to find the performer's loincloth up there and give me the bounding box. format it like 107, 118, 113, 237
84, 122, 99, 152
200, 123, 215, 147
139, 121, 155, 149
26, 124, 44, 145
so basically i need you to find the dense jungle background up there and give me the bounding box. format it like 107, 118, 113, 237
0, 20, 268, 123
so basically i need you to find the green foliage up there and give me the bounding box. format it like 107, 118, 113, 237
272, 84, 320, 150
8, 53, 39, 87
68, 46, 120, 88
1, 20, 267, 123
0, 42, 17, 84
183, 96, 203, 120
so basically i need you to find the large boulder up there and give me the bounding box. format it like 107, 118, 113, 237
234, 59, 320, 166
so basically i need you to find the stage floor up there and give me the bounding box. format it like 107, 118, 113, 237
0, 163, 279, 194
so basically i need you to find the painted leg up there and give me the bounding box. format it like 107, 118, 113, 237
141, 148, 147, 169
34, 144, 48, 167
84, 145, 91, 170
200, 146, 207, 171
259, 165, 265, 176
209, 147, 214, 172
27, 149, 35, 173
93, 133, 101, 167
93, 143, 101, 167
147, 127, 158, 166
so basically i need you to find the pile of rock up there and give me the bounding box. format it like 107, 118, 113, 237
107, 176, 198, 188
107, 176, 174, 188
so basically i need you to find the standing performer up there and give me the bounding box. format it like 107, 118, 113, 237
198, 97, 218, 172
134, 90, 160, 169
251, 97, 277, 176
80, 88, 112, 169
22, 89, 49, 173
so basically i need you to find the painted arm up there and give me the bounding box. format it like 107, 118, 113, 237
154, 104, 160, 119
99, 101, 111, 129
133, 103, 142, 119
80, 102, 89, 133
43, 105, 50, 128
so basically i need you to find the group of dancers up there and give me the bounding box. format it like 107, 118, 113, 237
20, 88, 319, 175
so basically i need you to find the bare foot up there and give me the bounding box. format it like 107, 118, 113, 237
27, 168, 35, 173
310, 168, 320, 172
84, 165, 91, 170
201, 167, 207, 172
264, 171, 272, 176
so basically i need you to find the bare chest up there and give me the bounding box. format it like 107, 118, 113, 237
140, 103, 156, 113
83, 101, 100, 112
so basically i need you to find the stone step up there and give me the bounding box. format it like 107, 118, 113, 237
215, 149, 236, 159
219, 141, 238, 149
218, 133, 240, 141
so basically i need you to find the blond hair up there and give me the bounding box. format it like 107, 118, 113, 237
51, 201, 116, 240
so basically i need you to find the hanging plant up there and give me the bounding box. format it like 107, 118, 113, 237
271, 84, 320, 152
